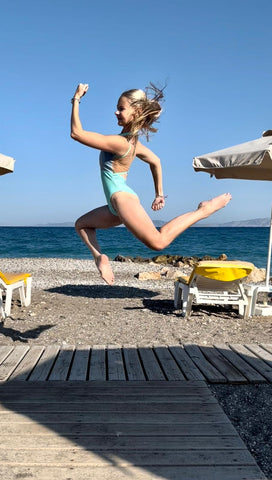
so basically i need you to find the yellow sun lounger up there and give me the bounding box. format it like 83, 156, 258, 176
174, 260, 254, 319
0, 271, 32, 318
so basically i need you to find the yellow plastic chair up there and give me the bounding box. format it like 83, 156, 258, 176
0, 271, 32, 318
174, 260, 254, 319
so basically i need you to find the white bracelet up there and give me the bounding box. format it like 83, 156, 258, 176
71, 97, 81, 103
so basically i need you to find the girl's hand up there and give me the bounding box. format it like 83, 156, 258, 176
73, 83, 89, 99
151, 196, 165, 211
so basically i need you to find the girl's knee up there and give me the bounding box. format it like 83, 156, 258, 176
145, 237, 166, 251
75, 217, 88, 232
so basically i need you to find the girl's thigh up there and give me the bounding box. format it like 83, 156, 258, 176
112, 193, 160, 246
76, 205, 122, 229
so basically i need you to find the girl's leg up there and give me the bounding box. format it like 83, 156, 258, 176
112, 192, 231, 250
75, 205, 122, 285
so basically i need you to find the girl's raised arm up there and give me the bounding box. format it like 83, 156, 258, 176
70, 83, 128, 155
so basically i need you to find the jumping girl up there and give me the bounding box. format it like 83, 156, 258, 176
71, 83, 231, 285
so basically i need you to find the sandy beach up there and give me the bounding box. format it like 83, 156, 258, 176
0, 257, 272, 478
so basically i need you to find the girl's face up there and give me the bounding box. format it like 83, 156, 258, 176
115, 96, 135, 127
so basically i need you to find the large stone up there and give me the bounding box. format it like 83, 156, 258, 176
135, 271, 162, 280
245, 267, 266, 283
152, 255, 178, 265
114, 255, 133, 262
133, 256, 151, 263
163, 268, 187, 280
217, 253, 228, 261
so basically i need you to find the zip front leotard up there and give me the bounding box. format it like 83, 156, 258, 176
99, 134, 138, 216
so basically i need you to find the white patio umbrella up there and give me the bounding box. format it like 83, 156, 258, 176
193, 132, 272, 287
0, 153, 15, 176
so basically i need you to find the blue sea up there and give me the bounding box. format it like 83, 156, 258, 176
0, 226, 271, 273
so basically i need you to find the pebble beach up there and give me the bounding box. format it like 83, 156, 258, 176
0, 257, 271, 346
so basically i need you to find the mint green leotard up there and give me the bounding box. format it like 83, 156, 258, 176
99, 134, 138, 216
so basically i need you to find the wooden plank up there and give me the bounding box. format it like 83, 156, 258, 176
0, 434, 245, 449
0, 386, 218, 403
0, 346, 29, 381
27, 345, 60, 381
0, 466, 266, 480
260, 344, 272, 354
0, 422, 237, 436
199, 346, 248, 384
153, 346, 186, 380
0, 411, 230, 425
0, 449, 256, 466
0, 346, 14, 364
107, 345, 126, 381
138, 347, 165, 380
0, 401, 222, 414
184, 344, 227, 383
0, 380, 209, 393
246, 344, 272, 365
214, 344, 267, 383
169, 346, 206, 380
68, 346, 90, 381
89, 345, 106, 380
123, 345, 146, 381
229, 344, 272, 382
48, 346, 75, 381
8, 346, 45, 381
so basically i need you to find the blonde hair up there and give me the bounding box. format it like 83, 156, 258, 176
120, 83, 165, 140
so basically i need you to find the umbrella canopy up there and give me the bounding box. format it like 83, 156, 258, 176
0, 153, 15, 176
192, 132, 272, 287
193, 135, 272, 180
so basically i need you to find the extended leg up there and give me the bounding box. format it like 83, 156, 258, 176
112, 192, 231, 251
75, 205, 122, 285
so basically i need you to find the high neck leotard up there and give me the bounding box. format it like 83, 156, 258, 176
99, 134, 138, 216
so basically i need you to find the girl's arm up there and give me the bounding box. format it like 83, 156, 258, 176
70, 83, 128, 155
136, 141, 166, 211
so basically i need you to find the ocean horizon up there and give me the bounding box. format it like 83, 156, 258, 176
0, 226, 271, 273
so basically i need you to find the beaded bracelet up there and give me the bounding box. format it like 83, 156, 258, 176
71, 97, 81, 104
156, 195, 168, 199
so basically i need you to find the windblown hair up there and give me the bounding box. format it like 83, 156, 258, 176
121, 83, 165, 141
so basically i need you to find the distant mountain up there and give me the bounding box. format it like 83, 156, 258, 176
6, 217, 269, 228
218, 217, 270, 227
36, 222, 75, 227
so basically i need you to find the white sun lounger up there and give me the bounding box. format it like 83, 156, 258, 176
0, 271, 32, 318
174, 260, 254, 319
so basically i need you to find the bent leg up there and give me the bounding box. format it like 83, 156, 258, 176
112, 192, 231, 251
75, 205, 122, 285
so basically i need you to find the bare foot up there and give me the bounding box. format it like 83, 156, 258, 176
198, 193, 232, 218
95, 254, 114, 285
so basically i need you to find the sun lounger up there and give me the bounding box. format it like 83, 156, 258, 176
0, 271, 32, 318
174, 260, 254, 319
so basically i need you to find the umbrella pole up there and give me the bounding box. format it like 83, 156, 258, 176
266, 204, 272, 287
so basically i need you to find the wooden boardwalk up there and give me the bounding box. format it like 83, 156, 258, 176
0, 343, 272, 383
0, 380, 266, 479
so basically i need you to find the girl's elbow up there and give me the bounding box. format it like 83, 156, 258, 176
70, 130, 80, 141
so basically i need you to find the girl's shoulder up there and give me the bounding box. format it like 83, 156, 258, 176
135, 140, 153, 156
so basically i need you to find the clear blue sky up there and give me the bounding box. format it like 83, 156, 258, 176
1, 0, 271, 226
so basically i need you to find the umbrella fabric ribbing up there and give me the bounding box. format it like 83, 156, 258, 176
0, 153, 15, 176
193, 136, 272, 181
